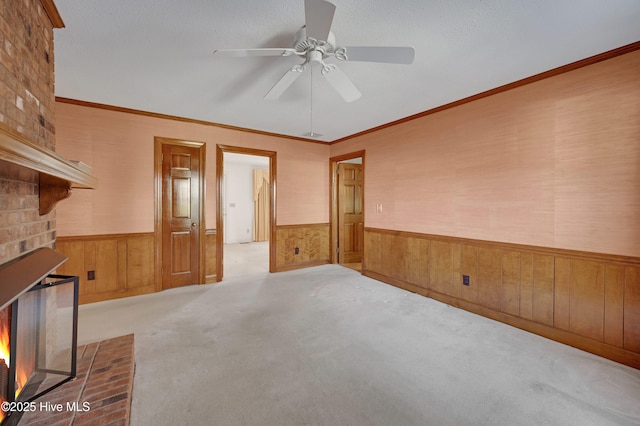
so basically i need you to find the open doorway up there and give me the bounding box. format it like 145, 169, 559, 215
330, 151, 365, 272
222, 153, 269, 277
216, 145, 276, 281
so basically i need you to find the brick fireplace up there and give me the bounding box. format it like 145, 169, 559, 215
0, 0, 62, 265
1, 0, 96, 257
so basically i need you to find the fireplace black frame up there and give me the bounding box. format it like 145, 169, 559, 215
2, 274, 78, 426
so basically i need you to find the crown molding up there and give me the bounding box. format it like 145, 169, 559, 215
55, 97, 328, 145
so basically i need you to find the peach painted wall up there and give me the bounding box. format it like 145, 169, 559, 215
331, 50, 640, 257
54, 102, 329, 236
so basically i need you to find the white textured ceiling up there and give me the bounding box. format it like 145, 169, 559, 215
53, 0, 640, 143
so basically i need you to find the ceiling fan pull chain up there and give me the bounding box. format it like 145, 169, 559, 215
310, 65, 314, 136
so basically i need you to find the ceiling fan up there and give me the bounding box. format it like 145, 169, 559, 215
212, 0, 415, 102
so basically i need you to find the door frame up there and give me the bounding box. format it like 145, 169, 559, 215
330, 150, 365, 266
154, 137, 207, 291
216, 144, 277, 281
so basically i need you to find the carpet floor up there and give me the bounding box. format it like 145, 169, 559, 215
224, 242, 269, 277
77, 265, 640, 425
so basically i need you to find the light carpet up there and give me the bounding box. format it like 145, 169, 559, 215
224, 241, 269, 277
77, 265, 640, 425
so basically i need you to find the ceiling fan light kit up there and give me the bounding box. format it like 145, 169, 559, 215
213, 0, 415, 103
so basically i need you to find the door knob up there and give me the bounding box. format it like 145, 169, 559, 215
191, 222, 197, 227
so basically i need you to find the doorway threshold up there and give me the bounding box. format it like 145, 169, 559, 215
341, 263, 362, 272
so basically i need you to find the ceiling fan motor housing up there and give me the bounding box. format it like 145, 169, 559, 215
294, 26, 336, 57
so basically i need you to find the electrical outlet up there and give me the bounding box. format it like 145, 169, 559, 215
463, 275, 470, 286
295, 247, 300, 255
88, 270, 96, 281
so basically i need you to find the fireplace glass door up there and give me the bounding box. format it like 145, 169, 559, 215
0, 274, 78, 424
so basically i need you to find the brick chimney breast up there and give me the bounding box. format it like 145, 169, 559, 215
0, 0, 58, 265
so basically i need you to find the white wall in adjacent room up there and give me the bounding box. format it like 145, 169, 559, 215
224, 153, 269, 244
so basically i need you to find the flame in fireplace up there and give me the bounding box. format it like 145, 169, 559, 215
0, 313, 9, 422
15, 361, 28, 398
0, 308, 30, 422
0, 318, 8, 368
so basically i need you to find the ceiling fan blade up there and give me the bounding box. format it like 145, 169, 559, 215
304, 0, 336, 42
339, 46, 415, 64
322, 66, 361, 103
264, 66, 306, 100
213, 48, 297, 58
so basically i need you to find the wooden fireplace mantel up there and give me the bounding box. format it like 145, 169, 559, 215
0, 123, 98, 215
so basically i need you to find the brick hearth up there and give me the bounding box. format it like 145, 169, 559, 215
17, 334, 134, 426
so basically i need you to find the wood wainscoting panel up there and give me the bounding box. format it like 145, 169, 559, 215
82, 241, 97, 295
362, 227, 640, 369
364, 230, 381, 275
429, 240, 454, 296
392, 234, 410, 283
519, 253, 534, 321
205, 229, 217, 283
117, 239, 129, 290
379, 232, 395, 278
405, 237, 426, 288
554, 257, 571, 330
126, 234, 155, 290
624, 266, 640, 353
451, 242, 462, 299
95, 239, 120, 293
56, 239, 84, 286
275, 224, 329, 271
460, 244, 478, 303
604, 264, 625, 347
532, 254, 554, 326
419, 238, 431, 288
478, 246, 502, 311
56, 233, 156, 304
569, 259, 605, 341
365, 232, 429, 289
501, 250, 521, 316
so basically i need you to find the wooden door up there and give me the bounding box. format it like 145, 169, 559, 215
338, 163, 363, 263
162, 144, 201, 289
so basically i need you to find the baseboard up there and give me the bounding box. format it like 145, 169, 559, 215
275, 259, 330, 272
78, 285, 156, 305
